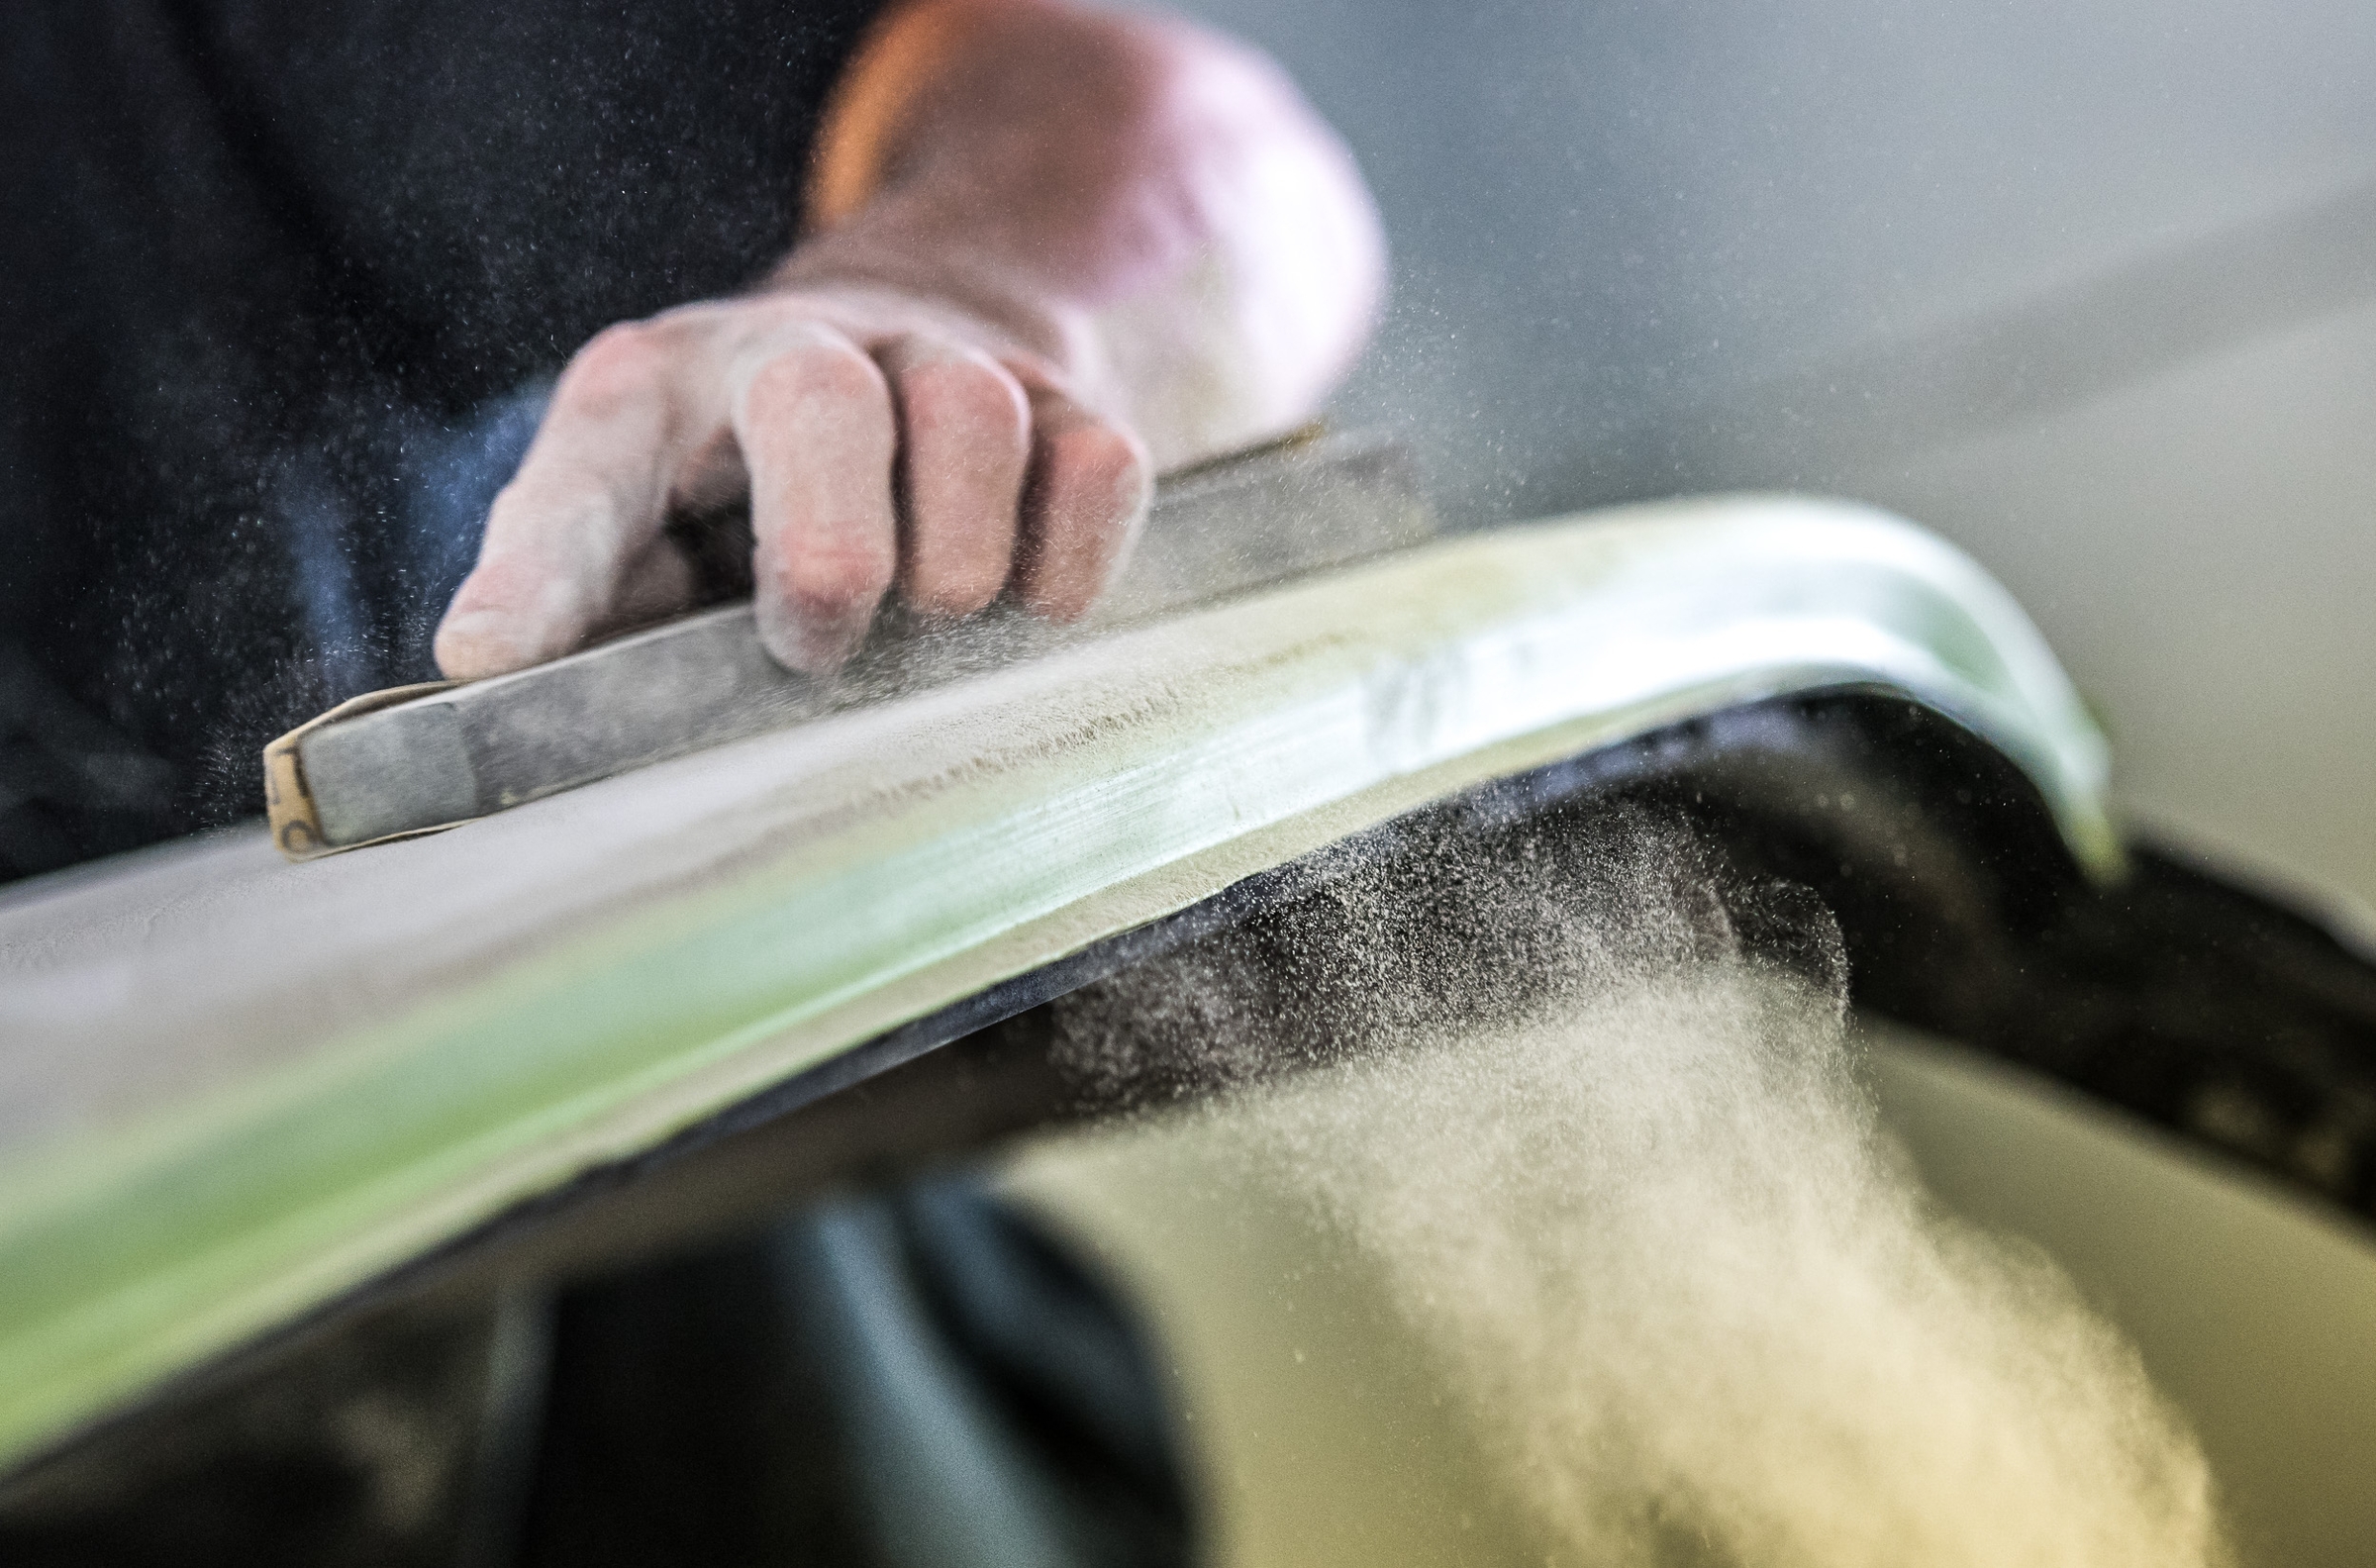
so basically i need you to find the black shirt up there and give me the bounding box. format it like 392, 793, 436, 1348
1, 0, 883, 877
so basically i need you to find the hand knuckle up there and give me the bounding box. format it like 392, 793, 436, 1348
560, 322, 664, 405
1054, 426, 1150, 511
746, 336, 887, 415
912, 358, 1028, 434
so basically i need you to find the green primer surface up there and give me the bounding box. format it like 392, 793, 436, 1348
0, 497, 2115, 1472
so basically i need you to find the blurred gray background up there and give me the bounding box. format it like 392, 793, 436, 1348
1173, 0, 2376, 920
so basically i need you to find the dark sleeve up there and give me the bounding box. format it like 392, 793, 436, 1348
193, 0, 894, 405
0, 0, 890, 882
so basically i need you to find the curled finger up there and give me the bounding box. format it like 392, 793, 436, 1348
738, 326, 900, 672
435, 321, 709, 678
1013, 387, 1152, 621
879, 334, 1031, 618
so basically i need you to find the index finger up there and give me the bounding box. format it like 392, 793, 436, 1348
435, 320, 713, 678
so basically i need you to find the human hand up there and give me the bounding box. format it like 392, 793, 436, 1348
433, 280, 1152, 679
434, 0, 1380, 682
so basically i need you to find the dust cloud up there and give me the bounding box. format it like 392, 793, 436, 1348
1050, 807, 2230, 1567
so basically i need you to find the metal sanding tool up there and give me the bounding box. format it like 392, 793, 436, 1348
263, 431, 1437, 857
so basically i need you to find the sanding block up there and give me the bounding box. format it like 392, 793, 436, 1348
263, 431, 1436, 857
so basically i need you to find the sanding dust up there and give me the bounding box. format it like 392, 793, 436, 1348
1046, 809, 2230, 1567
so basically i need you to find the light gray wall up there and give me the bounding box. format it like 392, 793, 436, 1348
1176, 0, 2376, 915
